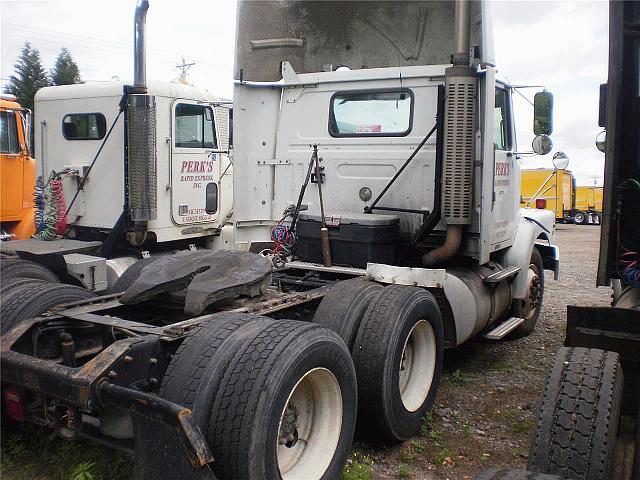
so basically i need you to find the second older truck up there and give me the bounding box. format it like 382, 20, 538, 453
0, 95, 36, 240
1, 1, 560, 479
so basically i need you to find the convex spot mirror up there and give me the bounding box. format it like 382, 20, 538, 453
552, 151, 569, 170
533, 91, 554, 136
596, 130, 606, 153
532, 134, 553, 156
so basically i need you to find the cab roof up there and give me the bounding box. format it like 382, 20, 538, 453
35, 80, 222, 103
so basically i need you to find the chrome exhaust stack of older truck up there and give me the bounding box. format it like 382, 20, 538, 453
126, 0, 157, 245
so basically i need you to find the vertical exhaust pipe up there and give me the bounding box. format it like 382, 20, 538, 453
423, 0, 475, 267
127, 0, 157, 245
134, 0, 149, 90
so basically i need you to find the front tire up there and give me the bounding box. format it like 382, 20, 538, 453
352, 286, 444, 443
512, 248, 544, 337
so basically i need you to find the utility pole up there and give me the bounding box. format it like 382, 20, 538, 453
176, 56, 195, 81
589, 174, 601, 188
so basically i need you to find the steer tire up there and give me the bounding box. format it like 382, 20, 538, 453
512, 248, 544, 338
352, 285, 444, 443
0, 258, 59, 284
0, 282, 96, 334
313, 277, 383, 348
528, 347, 623, 480
109, 257, 158, 293
474, 469, 567, 480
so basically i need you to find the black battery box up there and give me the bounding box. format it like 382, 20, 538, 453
295, 212, 400, 268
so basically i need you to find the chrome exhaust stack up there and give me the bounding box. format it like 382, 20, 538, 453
424, 0, 476, 266
134, 0, 149, 91
127, 0, 157, 244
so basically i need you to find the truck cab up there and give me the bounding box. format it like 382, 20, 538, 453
0, 95, 36, 240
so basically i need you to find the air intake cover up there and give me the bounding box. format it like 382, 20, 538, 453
127, 94, 157, 222
442, 66, 476, 225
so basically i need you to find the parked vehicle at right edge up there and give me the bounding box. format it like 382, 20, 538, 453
476, 2, 640, 479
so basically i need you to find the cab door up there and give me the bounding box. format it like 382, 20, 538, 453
0, 109, 26, 220
170, 100, 221, 225
489, 85, 519, 246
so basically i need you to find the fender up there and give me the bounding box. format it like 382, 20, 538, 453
498, 208, 558, 300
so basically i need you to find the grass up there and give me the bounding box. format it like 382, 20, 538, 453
448, 369, 469, 384
433, 448, 453, 466
341, 462, 372, 480
1, 424, 131, 480
396, 463, 411, 478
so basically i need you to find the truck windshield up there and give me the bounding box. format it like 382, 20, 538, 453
0, 110, 21, 154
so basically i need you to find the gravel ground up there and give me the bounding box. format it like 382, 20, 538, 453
1, 225, 609, 480
347, 224, 612, 480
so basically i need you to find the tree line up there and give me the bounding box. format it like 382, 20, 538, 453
5, 43, 82, 110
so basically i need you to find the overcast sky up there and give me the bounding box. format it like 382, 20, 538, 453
0, 0, 608, 185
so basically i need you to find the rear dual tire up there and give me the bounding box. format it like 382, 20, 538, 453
160, 314, 357, 480
352, 285, 444, 443
0, 282, 96, 334
0, 258, 59, 284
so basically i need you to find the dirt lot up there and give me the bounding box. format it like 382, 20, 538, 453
1, 225, 610, 480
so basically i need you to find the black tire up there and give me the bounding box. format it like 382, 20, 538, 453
163, 317, 357, 480
475, 469, 567, 480
0, 277, 47, 294
0, 282, 96, 334
160, 313, 274, 429
528, 347, 623, 480
352, 285, 444, 443
312, 277, 383, 349
573, 210, 586, 225
0, 258, 59, 283
108, 257, 157, 293
512, 248, 544, 337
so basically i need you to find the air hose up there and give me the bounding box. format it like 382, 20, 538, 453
34, 169, 75, 240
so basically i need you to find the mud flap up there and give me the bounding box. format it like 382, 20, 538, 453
131, 409, 217, 480
99, 382, 216, 480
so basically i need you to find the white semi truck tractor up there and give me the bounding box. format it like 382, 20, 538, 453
1, 2, 559, 480
0, 0, 234, 293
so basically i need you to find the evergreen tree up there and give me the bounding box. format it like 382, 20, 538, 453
6, 42, 50, 110
51, 47, 82, 85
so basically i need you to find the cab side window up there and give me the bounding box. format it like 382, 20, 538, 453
175, 103, 217, 149
0, 111, 21, 154
494, 87, 511, 151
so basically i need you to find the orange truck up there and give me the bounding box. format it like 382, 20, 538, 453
0, 94, 36, 240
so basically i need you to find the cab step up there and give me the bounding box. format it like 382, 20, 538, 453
484, 317, 525, 340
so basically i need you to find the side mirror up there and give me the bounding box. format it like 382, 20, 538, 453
532, 134, 553, 155
596, 130, 606, 153
533, 91, 554, 136
598, 84, 607, 127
